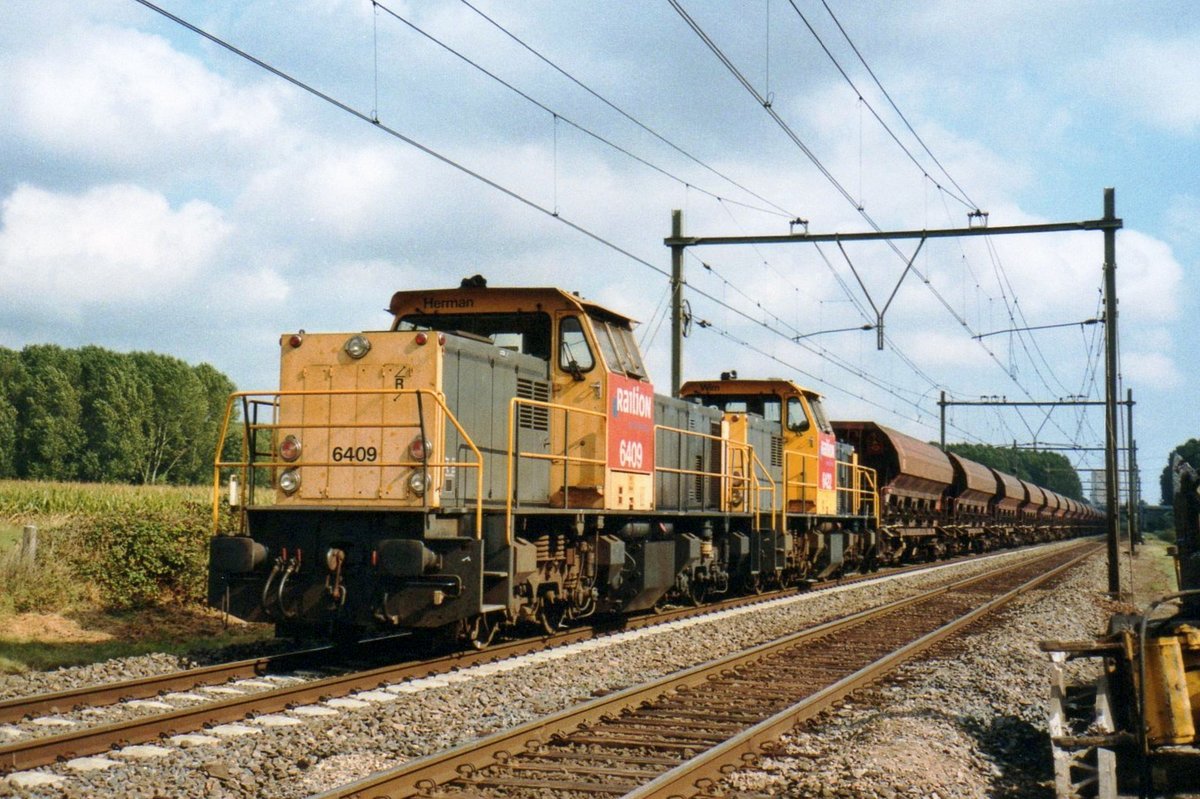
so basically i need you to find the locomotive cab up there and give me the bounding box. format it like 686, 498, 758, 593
679, 376, 878, 578
389, 278, 657, 512
679, 377, 843, 516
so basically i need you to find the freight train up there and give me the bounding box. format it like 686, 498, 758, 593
207, 277, 1100, 643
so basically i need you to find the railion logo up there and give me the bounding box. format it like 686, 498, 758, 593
612, 385, 653, 419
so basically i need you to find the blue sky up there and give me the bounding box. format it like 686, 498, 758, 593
1, 1, 1194, 503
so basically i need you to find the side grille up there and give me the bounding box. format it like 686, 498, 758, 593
516, 378, 551, 431
770, 436, 783, 468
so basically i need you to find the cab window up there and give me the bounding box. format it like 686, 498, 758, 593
707, 395, 781, 423
559, 316, 595, 374
398, 312, 551, 360
786, 397, 810, 433
590, 317, 648, 379
809, 396, 832, 433
615, 326, 647, 378
593, 321, 623, 372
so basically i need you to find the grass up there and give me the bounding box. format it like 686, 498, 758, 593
0, 478, 259, 673
0, 479, 211, 520
0, 521, 21, 553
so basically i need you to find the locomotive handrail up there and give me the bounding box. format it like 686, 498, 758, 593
747, 449, 779, 530
211, 388, 485, 539
654, 423, 761, 515
505, 397, 608, 542
780, 449, 879, 525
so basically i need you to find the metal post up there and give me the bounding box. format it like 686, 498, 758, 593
1127, 388, 1138, 553
1102, 188, 1121, 596
670, 209, 684, 398
939, 390, 946, 449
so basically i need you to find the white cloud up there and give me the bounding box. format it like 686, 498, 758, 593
1089, 35, 1200, 135
1121, 350, 1181, 390
0, 183, 230, 313
1, 23, 284, 173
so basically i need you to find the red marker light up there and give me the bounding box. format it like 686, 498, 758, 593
288, 334, 303, 348
415, 332, 428, 345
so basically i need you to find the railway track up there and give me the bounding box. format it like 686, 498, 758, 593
308, 540, 1100, 799
0, 541, 1085, 780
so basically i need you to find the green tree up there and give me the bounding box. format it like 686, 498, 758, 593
1161, 438, 1200, 505
16, 345, 84, 480
0, 347, 23, 478
130, 352, 207, 484
177, 362, 238, 483
77, 347, 152, 482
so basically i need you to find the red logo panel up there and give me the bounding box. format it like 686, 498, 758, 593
819, 432, 836, 491
608, 374, 655, 474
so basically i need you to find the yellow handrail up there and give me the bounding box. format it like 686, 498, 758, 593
781, 449, 879, 521
506, 397, 608, 542
211, 388, 484, 538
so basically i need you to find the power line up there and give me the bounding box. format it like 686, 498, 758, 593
130, 0, 674, 278
372, 0, 789, 220
667, 0, 1056, 416
817, 0, 981, 212
456, 0, 799, 220
784, 0, 976, 211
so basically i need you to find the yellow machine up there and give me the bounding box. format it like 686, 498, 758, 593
1045, 455, 1200, 798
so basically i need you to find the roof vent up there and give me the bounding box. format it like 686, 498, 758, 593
460, 275, 488, 288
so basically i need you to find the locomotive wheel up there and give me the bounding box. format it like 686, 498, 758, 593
465, 613, 497, 650
539, 600, 567, 634
744, 573, 764, 595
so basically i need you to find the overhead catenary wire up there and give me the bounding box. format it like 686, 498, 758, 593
668, 0, 1105, 445
133, 0, 956, 427
784, 0, 977, 212
817, 0, 982, 213
456, 0, 799, 220
140, 0, 1110, 471
372, 0, 790, 220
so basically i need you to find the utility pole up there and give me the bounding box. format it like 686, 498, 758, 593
939, 390, 946, 449
670, 209, 684, 398
1102, 188, 1122, 596
1127, 387, 1138, 554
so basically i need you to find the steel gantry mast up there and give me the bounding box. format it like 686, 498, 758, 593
665, 188, 1125, 595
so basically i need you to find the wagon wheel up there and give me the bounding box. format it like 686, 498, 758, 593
743, 572, 764, 595
465, 613, 497, 650
539, 599, 568, 635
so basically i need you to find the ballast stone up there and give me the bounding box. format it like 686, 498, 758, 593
65, 755, 119, 772
6, 771, 66, 788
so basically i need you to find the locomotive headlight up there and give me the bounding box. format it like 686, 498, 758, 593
279, 468, 302, 494
343, 334, 371, 359
279, 434, 302, 462
408, 436, 433, 461
408, 471, 429, 496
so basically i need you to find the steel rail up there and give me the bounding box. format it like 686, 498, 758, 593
307, 541, 1099, 798
0, 645, 335, 726
0, 540, 1080, 775
627, 542, 1100, 799
0, 557, 895, 772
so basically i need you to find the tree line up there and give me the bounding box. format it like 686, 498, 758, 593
1161, 438, 1200, 506
943, 442, 1085, 501
0, 345, 237, 485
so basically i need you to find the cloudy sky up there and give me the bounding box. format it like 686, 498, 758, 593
1, 1, 1194, 502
